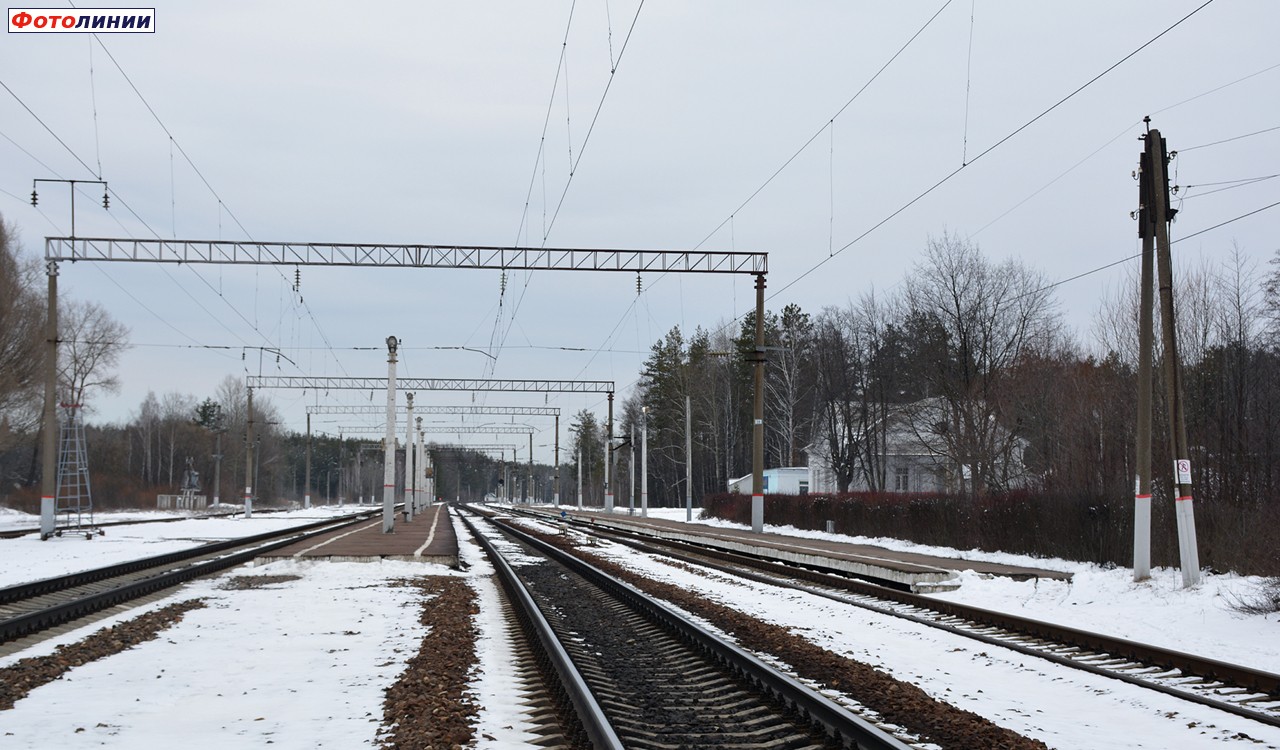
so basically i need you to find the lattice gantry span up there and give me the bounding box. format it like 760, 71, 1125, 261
248, 376, 614, 394
307, 405, 560, 417
336, 425, 536, 435
46, 238, 767, 275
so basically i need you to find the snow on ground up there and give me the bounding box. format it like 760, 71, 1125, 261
0, 557, 433, 749
0, 502, 1276, 749
518, 507, 1280, 750
0, 505, 369, 588
581, 505, 1280, 674
457, 522, 554, 749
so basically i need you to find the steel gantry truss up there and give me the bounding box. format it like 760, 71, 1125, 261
39, 234, 770, 538
46, 238, 768, 275
251, 376, 611, 394
335, 425, 534, 436
307, 405, 560, 418
254, 375, 611, 515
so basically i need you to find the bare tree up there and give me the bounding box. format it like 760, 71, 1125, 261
904, 233, 1061, 495
811, 305, 864, 493
160, 391, 196, 486
58, 299, 129, 409
765, 304, 814, 467
0, 218, 43, 446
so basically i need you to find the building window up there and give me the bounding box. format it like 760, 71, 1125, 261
798, 481, 809, 495
894, 465, 910, 492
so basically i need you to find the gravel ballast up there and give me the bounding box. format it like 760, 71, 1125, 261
522, 524, 1050, 750
0, 599, 207, 711
378, 576, 480, 750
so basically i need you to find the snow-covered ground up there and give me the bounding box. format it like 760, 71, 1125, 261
0, 503, 1276, 749
624, 508, 1280, 673
0, 505, 374, 588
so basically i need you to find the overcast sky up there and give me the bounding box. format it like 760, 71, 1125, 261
3, 1, 1278, 463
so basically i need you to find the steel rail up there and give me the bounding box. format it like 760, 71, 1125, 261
518, 507, 1280, 728
480, 511, 913, 750
0, 510, 375, 605
458, 512, 623, 750
0, 506, 295, 540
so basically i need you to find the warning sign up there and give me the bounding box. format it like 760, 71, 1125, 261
1175, 459, 1192, 485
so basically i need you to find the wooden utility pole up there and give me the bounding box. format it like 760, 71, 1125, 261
1133, 125, 1155, 582
1147, 124, 1201, 587
1152, 129, 1202, 587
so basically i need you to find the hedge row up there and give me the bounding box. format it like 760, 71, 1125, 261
701, 490, 1279, 576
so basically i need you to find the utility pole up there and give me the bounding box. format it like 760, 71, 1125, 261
641, 406, 649, 517
416, 419, 426, 508
244, 386, 255, 518
553, 413, 560, 504
1148, 126, 1201, 587
751, 273, 766, 534
605, 391, 614, 512
39, 261, 58, 540
382, 336, 398, 533
629, 424, 636, 516
304, 413, 312, 510
686, 394, 693, 522
212, 432, 223, 506
1133, 123, 1156, 582
404, 393, 415, 522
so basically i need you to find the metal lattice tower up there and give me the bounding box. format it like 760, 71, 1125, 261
54, 402, 95, 533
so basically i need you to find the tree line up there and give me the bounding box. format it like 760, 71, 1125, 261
571, 234, 1280, 573
5, 210, 1278, 572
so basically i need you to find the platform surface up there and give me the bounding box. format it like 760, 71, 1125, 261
259, 503, 458, 566
518, 506, 1070, 591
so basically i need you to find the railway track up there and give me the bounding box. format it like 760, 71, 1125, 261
461, 509, 917, 750
504, 506, 1280, 731
0, 509, 380, 647
0, 506, 306, 540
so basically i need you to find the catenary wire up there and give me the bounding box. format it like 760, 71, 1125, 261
766, 0, 1217, 304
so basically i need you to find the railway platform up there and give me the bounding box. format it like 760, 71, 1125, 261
257, 503, 458, 566
519, 507, 1070, 592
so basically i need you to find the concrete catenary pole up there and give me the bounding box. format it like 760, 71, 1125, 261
404, 393, 415, 522
1134, 126, 1155, 581
751, 273, 766, 534
304, 413, 312, 510
641, 406, 649, 517
39, 262, 58, 540
629, 424, 636, 516
1149, 128, 1201, 587
412, 414, 422, 514
416, 421, 427, 508
212, 432, 222, 506
244, 386, 255, 518
604, 391, 614, 512
553, 413, 560, 504
686, 394, 693, 522
577, 446, 583, 510
381, 336, 398, 533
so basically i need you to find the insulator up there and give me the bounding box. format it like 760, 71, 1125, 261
102, 190, 110, 209
30, 190, 38, 206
